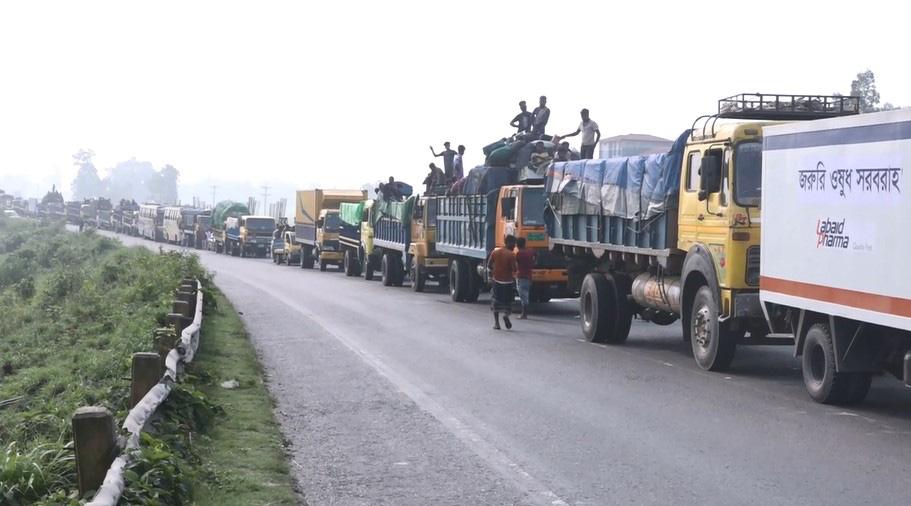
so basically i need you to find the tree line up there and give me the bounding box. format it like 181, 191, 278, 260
71, 149, 179, 204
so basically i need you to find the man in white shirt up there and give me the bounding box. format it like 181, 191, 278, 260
452, 145, 466, 181
561, 108, 600, 159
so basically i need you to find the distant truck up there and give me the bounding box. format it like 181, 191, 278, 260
210, 200, 250, 254
80, 200, 98, 229
114, 200, 139, 235
435, 177, 570, 303
65, 201, 82, 225
95, 198, 114, 230
294, 189, 367, 270
759, 109, 911, 403
230, 215, 276, 257
347, 195, 449, 290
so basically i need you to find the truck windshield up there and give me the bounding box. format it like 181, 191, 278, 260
734, 141, 762, 207
246, 218, 275, 232
323, 213, 340, 231
521, 188, 546, 226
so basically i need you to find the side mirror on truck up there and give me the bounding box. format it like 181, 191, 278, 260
698, 154, 722, 201
317, 218, 324, 227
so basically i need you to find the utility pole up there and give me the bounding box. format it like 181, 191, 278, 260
211, 185, 217, 209
261, 185, 270, 213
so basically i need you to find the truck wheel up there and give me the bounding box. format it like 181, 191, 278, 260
464, 262, 481, 302
449, 259, 467, 302
381, 253, 393, 286
392, 256, 405, 287
344, 250, 355, 277
319, 257, 328, 272
802, 323, 872, 404
690, 285, 736, 371
363, 255, 375, 281
411, 260, 426, 292
580, 273, 632, 344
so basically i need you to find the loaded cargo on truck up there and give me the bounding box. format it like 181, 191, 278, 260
759, 109, 911, 403
294, 189, 367, 270
544, 93, 862, 374
210, 200, 250, 254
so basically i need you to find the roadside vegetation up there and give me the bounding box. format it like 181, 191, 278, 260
0, 217, 296, 504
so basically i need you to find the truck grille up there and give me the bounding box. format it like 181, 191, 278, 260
746, 246, 760, 286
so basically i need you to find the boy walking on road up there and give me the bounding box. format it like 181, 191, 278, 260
515, 237, 536, 319
488, 235, 518, 330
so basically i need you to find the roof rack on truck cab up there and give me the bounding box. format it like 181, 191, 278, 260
691, 93, 861, 141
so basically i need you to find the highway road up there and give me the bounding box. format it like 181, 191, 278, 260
108, 231, 911, 505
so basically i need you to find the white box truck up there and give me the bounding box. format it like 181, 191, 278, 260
760, 109, 911, 404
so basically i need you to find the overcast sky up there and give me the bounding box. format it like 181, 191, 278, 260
0, 0, 907, 206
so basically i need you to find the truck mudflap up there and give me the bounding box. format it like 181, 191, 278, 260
905, 351, 911, 387
320, 251, 344, 261
732, 292, 762, 319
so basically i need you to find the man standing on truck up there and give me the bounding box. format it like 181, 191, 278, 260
515, 236, 535, 319
488, 235, 518, 330
532, 96, 550, 136
430, 142, 457, 180
510, 101, 534, 134
561, 108, 600, 159
452, 145, 466, 181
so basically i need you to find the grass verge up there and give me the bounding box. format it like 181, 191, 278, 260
190, 289, 299, 505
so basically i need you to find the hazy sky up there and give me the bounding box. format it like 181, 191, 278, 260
0, 0, 907, 206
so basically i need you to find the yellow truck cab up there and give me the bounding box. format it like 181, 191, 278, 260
494, 184, 569, 297
237, 215, 276, 258
407, 196, 449, 292
315, 209, 343, 271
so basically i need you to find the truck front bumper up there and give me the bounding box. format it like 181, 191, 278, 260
531, 269, 568, 283
320, 251, 344, 261
731, 292, 763, 319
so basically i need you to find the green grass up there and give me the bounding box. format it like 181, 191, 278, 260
190, 291, 299, 506
0, 217, 209, 503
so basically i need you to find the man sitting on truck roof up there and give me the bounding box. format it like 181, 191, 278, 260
423, 163, 445, 195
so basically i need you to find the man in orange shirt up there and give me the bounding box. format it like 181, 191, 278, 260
488, 235, 518, 330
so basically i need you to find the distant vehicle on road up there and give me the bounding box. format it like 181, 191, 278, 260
294, 189, 366, 270
138, 203, 164, 241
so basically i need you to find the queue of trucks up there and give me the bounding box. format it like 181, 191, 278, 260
42, 93, 909, 405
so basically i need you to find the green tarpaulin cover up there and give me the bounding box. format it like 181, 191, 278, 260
339, 201, 365, 227
371, 196, 415, 226
211, 200, 250, 229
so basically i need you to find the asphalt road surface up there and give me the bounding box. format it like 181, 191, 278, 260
106, 231, 911, 505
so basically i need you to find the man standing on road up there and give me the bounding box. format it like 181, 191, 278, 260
510, 101, 534, 134
561, 108, 600, 159
488, 235, 518, 330
515, 236, 536, 319
430, 142, 457, 180
532, 96, 550, 136
452, 145, 466, 181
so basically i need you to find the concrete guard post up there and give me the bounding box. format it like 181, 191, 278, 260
72, 406, 118, 496
130, 353, 163, 408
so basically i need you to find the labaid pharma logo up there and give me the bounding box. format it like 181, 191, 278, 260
816, 218, 849, 249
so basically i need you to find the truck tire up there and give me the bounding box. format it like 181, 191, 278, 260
689, 285, 736, 371
464, 262, 481, 302
381, 253, 393, 286
580, 273, 632, 344
344, 250, 357, 277
363, 254, 375, 281
392, 255, 405, 287
319, 257, 328, 272
300, 248, 314, 269
449, 259, 467, 302
411, 259, 425, 292
801, 323, 872, 404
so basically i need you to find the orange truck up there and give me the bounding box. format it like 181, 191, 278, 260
434, 182, 571, 302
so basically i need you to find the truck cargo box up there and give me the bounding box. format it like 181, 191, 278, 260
760, 109, 911, 332
295, 189, 366, 245
435, 192, 497, 260
544, 130, 689, 254
373, 197, 415, 252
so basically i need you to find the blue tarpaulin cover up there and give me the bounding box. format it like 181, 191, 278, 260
548, 130, 689, 220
